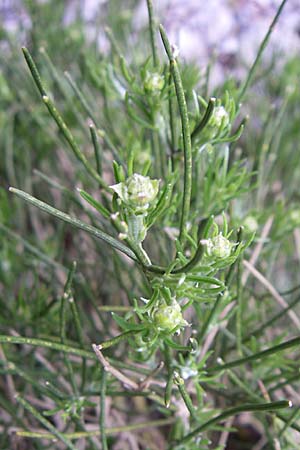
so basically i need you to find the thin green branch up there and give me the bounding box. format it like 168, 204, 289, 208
146, 0, 159, 67
0, 334, 154, 377
174, 372, 198, 421
0, 334, 95, 359
22, 46, 47, 96
159, 25, 192, 245
99, 330, 141, 349
21, 47, 108, 190
89, 123, 102, 176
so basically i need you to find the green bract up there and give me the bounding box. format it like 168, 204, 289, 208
110, 173, 160, 213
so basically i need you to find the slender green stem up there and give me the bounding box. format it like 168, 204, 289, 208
199, 227, 243, 341
168, 73, 177, 170
22, 47, 108, 190
208, 336, 300, 373
198, 262, 235, 341
174, 372, 198, 421
100, 368, 108, 450
0, 335, 95, 359
172, 242, 205, 274
9, 187, 137, 261
100, 330, 141, 349
16, 417, 176, 440
236, 259, 243, 356
89, 124, 102, 176
179, 400, 291, 444
98, 306, 132, 312
146, 0, 158, 67
164, 344, 173, 408
279, 407, 300, 438
131, 242, 152, 266
0, 335, 152, 377
22, 47, 47, 96
160, 25, 192, 245
15, 394, 78, 450
237, 0, 288, 105
165, 373, 173, 409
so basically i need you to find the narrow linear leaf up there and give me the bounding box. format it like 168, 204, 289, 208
9, 187, 137, 261
191, 97, 216, 141
208, 336, 300, 372
180, 400, 292, 444
78, 188, 111, 219
15, 394, 78, 450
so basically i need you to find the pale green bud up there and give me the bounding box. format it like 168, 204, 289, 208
205, 234, 232, 259
110, 173, 159, 213
290, 209, 300, 225
144, 71, 164, 94
153, 300, 187, 332
244, 216, 258, 233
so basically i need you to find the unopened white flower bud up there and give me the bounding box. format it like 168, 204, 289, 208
153, 300, 187, 332
209, 105, 230, 129
205, 234, 232, 259
144, 71, 164, 94
110, 173, 160, 213
244, 216, 258, 233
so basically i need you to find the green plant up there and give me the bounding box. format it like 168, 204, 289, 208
2, 0, 300, 448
